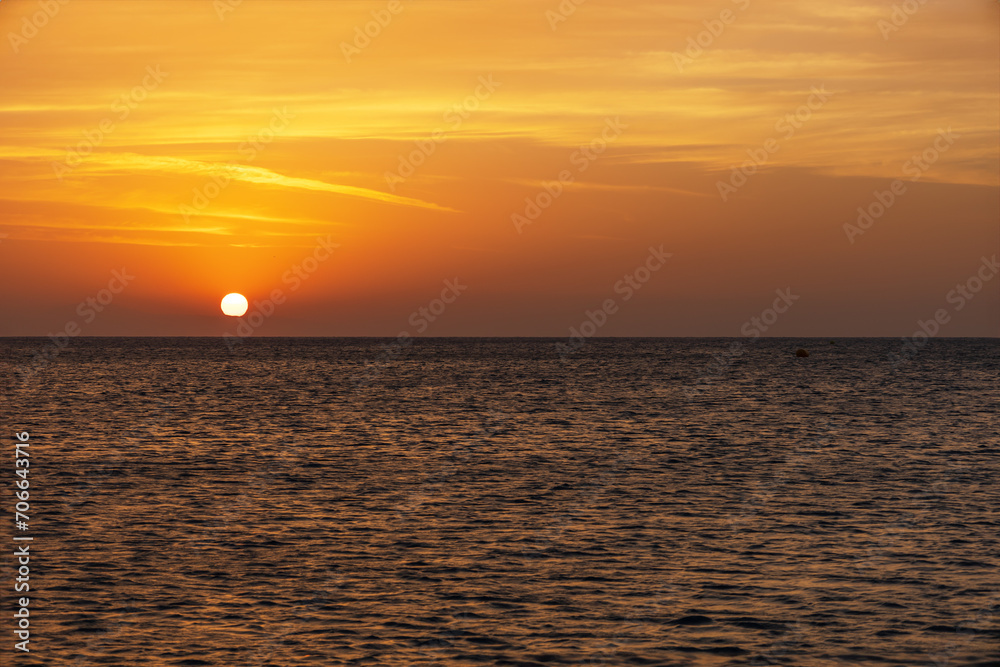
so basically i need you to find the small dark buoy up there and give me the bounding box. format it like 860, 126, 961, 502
795, 348, 810, 357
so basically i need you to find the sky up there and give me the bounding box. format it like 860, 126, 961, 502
0, 0, 997, 337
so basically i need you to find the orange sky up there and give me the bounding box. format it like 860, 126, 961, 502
0, 0, 997, 336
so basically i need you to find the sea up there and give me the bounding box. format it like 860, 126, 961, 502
1, 337, 998, 666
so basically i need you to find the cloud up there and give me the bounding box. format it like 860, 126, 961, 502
0, 147, 458, 213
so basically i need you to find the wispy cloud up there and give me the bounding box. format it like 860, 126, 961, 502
0, 147, 459, 213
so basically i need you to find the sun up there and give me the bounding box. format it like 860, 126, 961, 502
221, 293, 249, 317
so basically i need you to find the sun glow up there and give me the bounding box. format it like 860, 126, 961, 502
221, 293, 249, 317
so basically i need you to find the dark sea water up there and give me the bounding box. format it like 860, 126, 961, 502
1, 338, 998, 666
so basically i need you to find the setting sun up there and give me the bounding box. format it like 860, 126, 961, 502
221, 293, 249, 317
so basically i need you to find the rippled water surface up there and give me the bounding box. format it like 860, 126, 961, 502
1, 338, 998, 666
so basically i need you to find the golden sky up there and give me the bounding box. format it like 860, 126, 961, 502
1, 0, 997, 336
